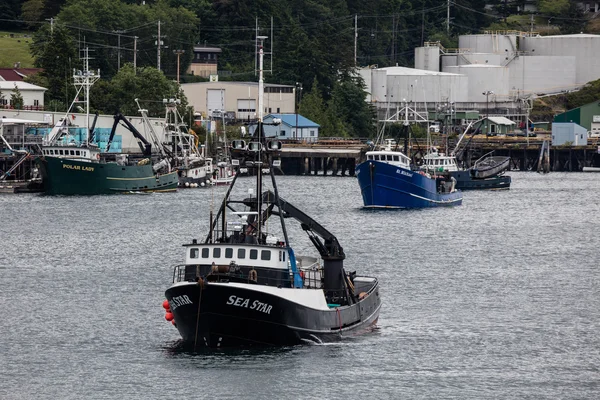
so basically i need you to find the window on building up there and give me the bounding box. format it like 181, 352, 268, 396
269, 108, 272, 113
277, 108, 280, 113
34, 100, 40, 106
280, 130, 285, 136
310, 130, 315, 136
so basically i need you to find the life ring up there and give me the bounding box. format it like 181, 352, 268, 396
96, 154, 100, 160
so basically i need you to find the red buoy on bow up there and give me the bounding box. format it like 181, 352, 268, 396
165, 312, 174, 321
162, 300, 170, 310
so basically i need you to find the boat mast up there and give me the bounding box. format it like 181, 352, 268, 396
256, 35, 267, 242
74, 48, 100, 147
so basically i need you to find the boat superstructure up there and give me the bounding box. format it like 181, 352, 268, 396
163, 37, 380, 348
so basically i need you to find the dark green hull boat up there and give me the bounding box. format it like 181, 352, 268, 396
38, 156, 178, 195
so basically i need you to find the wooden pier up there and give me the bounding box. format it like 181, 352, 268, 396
276, 136, 600, 176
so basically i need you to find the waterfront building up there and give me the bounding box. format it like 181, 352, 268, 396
248, 113, 320, 142
553, 99, 600, 135
181, 81, 295, 122
551, 123, 588, 146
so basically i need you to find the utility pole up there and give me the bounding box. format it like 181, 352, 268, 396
447, 0, 450, 34
156, 20, 162, 71
530, 14, 534, 33
45, 18, 54, 35
173, 50, 185, 83
134, 36, 137, 73
114, 30, 125, 70
354, 14, 357, 66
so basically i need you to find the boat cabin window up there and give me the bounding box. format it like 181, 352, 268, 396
190, 248, 199, 258
76, 150, 81, 156
213, 248, 221, 258
279, 251, 286, 262
250, 249, 258, 260
225, 248, 233, 258
59, 150, 64, 155
202, 248, 209, 258
70, 150, 75, 155
261, 250, 271, 261
393, 155, 399, 161
367, 155, 372, 160
238, 248, 246, 259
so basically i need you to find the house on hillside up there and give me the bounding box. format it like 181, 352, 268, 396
0, 81, 46, 110
0, 67, 43, 81
249, 114, 320, 142
187, 47, 221, 78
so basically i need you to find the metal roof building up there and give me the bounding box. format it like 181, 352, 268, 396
249, 113, 320, 142
553, 100, 600, 134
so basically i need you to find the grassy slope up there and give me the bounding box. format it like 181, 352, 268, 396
0, 31, 35, 68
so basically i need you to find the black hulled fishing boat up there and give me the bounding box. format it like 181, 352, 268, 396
162, 37, 381, 348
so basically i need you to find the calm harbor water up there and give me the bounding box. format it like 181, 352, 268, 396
1, 172, 599, 399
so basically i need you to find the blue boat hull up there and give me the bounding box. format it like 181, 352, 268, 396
356, 160, 463, 208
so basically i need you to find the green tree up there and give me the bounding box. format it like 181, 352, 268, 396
329, 76, 375, 138
537, 0, 570, 15
90, 63, 187, 117
11, 84, 24, 109
298, 78, 326, 124
29, 23, 79, 106
21, 0, 45, 27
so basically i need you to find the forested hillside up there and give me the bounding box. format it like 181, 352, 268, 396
4, 0, 577, 137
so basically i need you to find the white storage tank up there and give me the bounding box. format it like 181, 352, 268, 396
444, 64, 509, 102
508, 56, 577, 95
521, 34, 600, 85
380, 66, 468, 104
414, 46, 440, 71
459, 34, 517, 54
370, 69, 388, 103
442, 53, 507, 69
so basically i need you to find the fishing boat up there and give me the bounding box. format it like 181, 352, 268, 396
427, 123, 511, 190
162, 37, 381, 348
470, 154, 510, 179
356, 148, 462, 208
356, 115, 462, 208
0, 119, 44, 193
422, 149, 511, 191
155, 98, 213, 188
36, 50, 178, 195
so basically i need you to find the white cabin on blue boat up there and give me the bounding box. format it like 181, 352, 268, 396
365, 150, 411, 169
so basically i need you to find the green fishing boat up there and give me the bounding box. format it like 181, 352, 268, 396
36, 49, 178, 195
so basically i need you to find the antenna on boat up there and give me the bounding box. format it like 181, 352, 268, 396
74, 47, 100, 147
255, 35, 267, 241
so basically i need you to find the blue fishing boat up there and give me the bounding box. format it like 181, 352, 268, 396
355, 149, 463, 209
